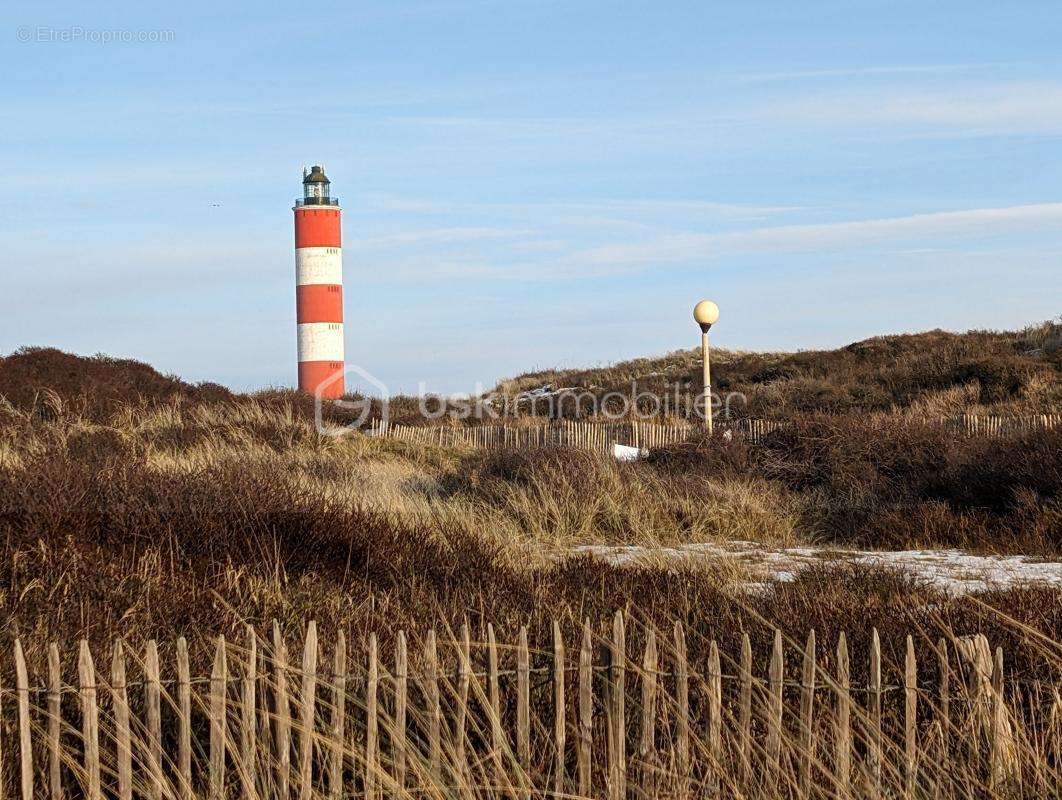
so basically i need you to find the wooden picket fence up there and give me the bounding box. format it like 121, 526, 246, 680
938, 413, 1061, 437
2, 616, 1059, 799
368, 413, 1060, 454
370, 419, 701, 453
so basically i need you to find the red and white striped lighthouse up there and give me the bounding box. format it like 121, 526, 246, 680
294, 165, 345, 398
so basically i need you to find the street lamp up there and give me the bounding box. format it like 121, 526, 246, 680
693, 300, 720, 434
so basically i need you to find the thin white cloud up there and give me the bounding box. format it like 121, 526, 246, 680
354, 227, 534, 248
875, 84, 1062, 129
505, 239, 568, 254
386, 81, 1062, 139
573, 202, 1062, 269
741, 82, 1062, 134
356, 192, 810, 220
388, 115, 640, 134
736, 63, 1016, 84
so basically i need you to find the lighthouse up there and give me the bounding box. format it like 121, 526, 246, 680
294, 165, 345, 398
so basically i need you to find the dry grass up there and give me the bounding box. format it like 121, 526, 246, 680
0, 396, 1058, 663
454, 447, 799, 548
0, 340, 1059, 797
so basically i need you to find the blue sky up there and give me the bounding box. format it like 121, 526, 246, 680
2, 1, 1061, 394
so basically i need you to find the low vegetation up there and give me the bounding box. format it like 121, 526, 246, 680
0, 324, 1059, 797
0, 349, 1057, 667
0, 398, 1059, 670
650, 416, 1062, 555
495, 318, 1062, 419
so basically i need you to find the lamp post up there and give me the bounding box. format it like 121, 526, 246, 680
693, 300, 720, 434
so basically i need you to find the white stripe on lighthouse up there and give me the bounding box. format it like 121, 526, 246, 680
297, 322, 345, 362
295, 247, 343, 286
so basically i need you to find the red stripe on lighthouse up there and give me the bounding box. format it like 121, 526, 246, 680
299, 361, 345, 399
296, 284, 344, 323
294, 208, 341, 248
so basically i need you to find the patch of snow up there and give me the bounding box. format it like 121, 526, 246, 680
516, 385, 582, 401
519, 385, 555, 399
572, 540, 1062, 595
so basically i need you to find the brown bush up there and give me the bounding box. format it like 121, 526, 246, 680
0, 346, 233, 419
931, 428, 1062, 510
642, 414, 1062, 554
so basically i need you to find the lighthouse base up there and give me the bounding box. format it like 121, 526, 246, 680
298, 361, 345, 399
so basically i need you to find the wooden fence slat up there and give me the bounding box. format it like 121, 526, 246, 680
14, 639, 33, 800
487, 623, 505, 794
47, 643, 62, 800
329, 630, 347, 800
990, 646, 1007, 790
638, 630, 658, 797
393, 631, 408, 795
110, 641, 132, 800
928, 721, 946, 800
78, 640, 101, 800
800, 630, 817, 797
241, 625, 258, 800
517, 625, 531, 800
273, 621, 292, 800
674, 622, 689, 800
739, 632, 752, 789
905, 635, 917, 799
936, 637, 950, 798
708, 640, 722, 795
957, 635, 981, 775
3, 676, 13, 790
553, 620, 566, 798
938, 637, 949, 748
255, 626, 272, 795
1047, 689, 1061, 794
974, 634, 992, 779
835, 633, 851, 800
366, 632, 379, 800
608, 610, 626, 800
177, 637, 193, 800
455, 623, 471, 784
869, 629, 882, 800
766, 629, 784, 790
210, 635, 228, 800
145, 640, 163, 800
578, 619, 593, 797
425, 629, 442, 780
6, 665, 16, 794
298, 621, 318, 800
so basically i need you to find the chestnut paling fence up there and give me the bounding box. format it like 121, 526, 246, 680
1, 616, 1060, 799
369, 413, 1061, 453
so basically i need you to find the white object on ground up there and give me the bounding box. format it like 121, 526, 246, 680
613, 443, 648, 462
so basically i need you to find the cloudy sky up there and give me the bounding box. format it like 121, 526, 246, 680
2, 1, 1061, 394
